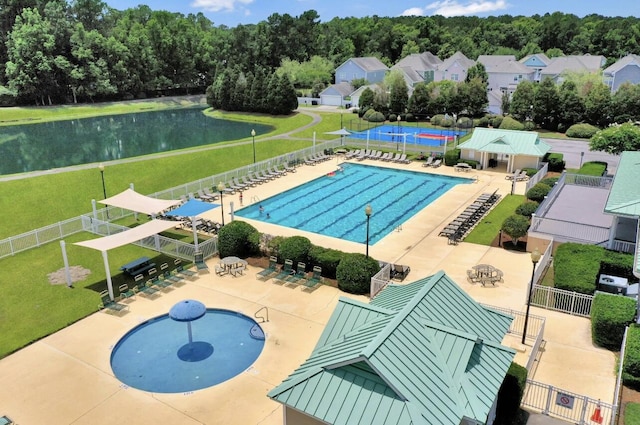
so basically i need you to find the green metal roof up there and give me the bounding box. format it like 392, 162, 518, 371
457, 128, 551, 157
268, 271, 516, 425
604, 151, 640, 217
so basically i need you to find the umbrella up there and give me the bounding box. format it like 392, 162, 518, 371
325, 128, 351, 147
169, 299, 207, 345
165, 199, 218, 217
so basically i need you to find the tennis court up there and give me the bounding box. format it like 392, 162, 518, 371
349, 125, 467, 147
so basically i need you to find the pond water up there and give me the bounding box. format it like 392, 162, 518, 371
0, 107, 271, 176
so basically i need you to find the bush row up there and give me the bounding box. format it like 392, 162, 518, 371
494, 362, 528, 425
217, 221, 380, 294
591, 292, 636, 349
624, 326, 640, 390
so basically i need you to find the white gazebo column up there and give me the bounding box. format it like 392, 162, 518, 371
607, 215, 619, 250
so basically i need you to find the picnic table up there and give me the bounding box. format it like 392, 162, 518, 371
454, 163, 472, 172
217, 256, 248, 276
120, 256, 155, 276
467, 264, 503, 286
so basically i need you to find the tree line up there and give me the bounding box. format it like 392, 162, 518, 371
1, 1, 639, 106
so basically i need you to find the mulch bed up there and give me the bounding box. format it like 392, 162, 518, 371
489, 232, 528, 252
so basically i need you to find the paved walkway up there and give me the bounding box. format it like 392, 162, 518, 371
0, 158, 617, 424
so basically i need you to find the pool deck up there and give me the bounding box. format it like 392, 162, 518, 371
0, 157, 617, 425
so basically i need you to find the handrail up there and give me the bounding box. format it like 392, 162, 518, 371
251, 195, 260, 203
254, 306, 269, 323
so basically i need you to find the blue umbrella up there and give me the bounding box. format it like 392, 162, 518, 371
165, 199, 218, 217
169, 299, 207, 345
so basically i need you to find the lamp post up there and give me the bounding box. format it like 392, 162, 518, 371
98, 163, 109, 218
396, 115, 401, 151
522, 247, 542, 344
251, 129, 256, 164
217, 181, 226, 226
364, 204, 372, 257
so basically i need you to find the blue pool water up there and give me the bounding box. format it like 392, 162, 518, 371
110, 309, 265, 393
350, 125, 468, 146
235, 163, 471, 244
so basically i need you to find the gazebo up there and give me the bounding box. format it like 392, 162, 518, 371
457, 128, 551, 173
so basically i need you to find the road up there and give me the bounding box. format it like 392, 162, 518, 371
542, 138, 620, 175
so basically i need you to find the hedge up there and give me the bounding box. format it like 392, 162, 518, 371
566, 123, 600, 139
624, 326, 640, 390
444, 148, 461, 166
217, 221, 260, 258
308, 245, 345, 279
591, 293, 636, 349
336, 253, 380, 294
490, 115, 503, 128
515, 201, 539, 218
544, 152, 565, 172
554, 243, 635, 294
277, 235, 312, 266
499, 116, 525, 130
539, 177, 559, 187
578, 161, 607, 176
494, 362, 528, 425
525, 183, 552, 203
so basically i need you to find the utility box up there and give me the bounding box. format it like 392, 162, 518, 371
597, 274, 629, 295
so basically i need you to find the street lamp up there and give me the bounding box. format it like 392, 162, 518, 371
396, 115, 401, 151
522, 247, 542, 344
251, 129, 256, 164
98, 163, 109, 218
365, 204, 372, 257
217, 181, 226, 226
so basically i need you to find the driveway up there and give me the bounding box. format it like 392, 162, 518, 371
542, 138, 620, 175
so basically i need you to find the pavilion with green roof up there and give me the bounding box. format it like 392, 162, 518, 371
604, 151, 640, 276
267, 271, 516, 425
457, 128, 551, 173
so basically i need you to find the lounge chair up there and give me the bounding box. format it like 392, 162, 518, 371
176, 264, 197, 279
233, 177, 247, 190
194, 252, 209, 273
505, 169, 522, 180
99, 290, 129, 313
250, 172, 267, 184
302, 266, 323, 291
284, 163, 296, 173
260, 170, 275, 181
356, 150, 369, 161
228, 179, 244, 192
273, 259, 294, 283
257, 256, 278, 280
379, 152, 391, 161
389, 153, 401, 162
165, 270, 185, 284
285, 262, 307, 286
422, 156, 434, 167
430, 159, 442, 167
267, 167, 282, 178
240, 176, 256, 187
118, 283, 136, 301
366, 150, 379, 159
515, 171, 530, 181
138, 280, 160, 297
345, 149, 360, 159
223, 182, 236, 194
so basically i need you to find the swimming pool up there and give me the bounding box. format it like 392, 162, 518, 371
349, 125, 467, 146
235, 163, 471, 244
110, 309, 265, 393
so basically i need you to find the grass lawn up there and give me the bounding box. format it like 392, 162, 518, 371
626, 402, 640, 425
464, 194, 526, 245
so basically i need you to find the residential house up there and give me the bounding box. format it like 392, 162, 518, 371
334, 57, 388, 85
477, 55, 534, 114
349, 84, 376, 108
391, 51, 442, 88
520, 53, 552, 82
268, 271, 516, 425
434, 51, 476, 83
603, 54, 640, 92
319, 82, 354, 107
457, 128, 551, 173
539, 54, 606, 84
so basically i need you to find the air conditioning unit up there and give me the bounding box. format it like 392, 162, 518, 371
598, 274, 629, 295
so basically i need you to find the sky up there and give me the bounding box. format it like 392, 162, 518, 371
106, 0, 640, 27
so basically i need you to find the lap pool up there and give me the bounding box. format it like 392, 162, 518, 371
235, 163, 472, 244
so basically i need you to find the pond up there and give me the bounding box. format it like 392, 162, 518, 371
0, 107, 271, 176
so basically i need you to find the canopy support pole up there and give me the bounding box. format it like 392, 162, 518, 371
191, 216, 199, 252
60, 240, 73, 288
102, 250, 114, 301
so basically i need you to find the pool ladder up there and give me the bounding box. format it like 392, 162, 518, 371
255, 306, 269, 323
396, 224, 403, 232
251, 195, 261, 203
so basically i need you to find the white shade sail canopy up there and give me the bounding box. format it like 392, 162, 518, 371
99, 188, 182, 216
75, 219, 177, 252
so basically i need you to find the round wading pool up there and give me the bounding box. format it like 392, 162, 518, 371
110, 308, 265, 393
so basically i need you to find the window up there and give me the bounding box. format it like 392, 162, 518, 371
452, 74, 459, 81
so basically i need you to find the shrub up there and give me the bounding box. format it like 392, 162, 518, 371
457, 116, 473, 128
308, 245, 345, 279
476, 116, 490, 127
600, 254, 637, 283
494, 362, 528, 425
441, 117, 453, 127
544, 153, 565, 172
388, 113, 397, 122
278, 236, 312, 265
430, 114, 445, 126
501, 214, 529, 245
515, 201, 539, 218
336, 253, 380, 294
578, 161, 607, 176
523, 168, 538, 177
217, 221, 260, 258
444, 149, 461, 166
367, 111, 385, 122
624, 326, 640, 390
362, 108, 376, 120
523, 120, 536, 131
525, 183, 552, 202
566, 123, 600, 139
499, 116, 525, 130
404, 112, 415, 122
460, 159, 479, 169
490, 115, 503, 128
539, 177, 559, 187
591, 293, 636, 349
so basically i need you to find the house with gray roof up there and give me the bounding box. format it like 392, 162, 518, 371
392, 51, 442, 87
434, 51, 476, 83
540, 55, 606, 84
520, 53, 552, 82
603, 54, 640, 92
319, 82, 354, 107
268, 271, 516, 425
334, 57, 389, 85
457, 128, 551, 173
477, 55, 534, 115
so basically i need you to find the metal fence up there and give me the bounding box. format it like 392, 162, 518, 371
534, 171, 567, 218
523, 380, 616, 425
525, 162, 549, 193
531, 285, 594, 318
370, 263, 392, 298
530, 215, 610, 246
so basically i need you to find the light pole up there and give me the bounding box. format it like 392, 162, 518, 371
251, 129, 256, 164
522, 247, 542, 344
217, 181, 226, 226
98, 163, 109, 218
396, 115, 401, 151
365, 204, 372, 257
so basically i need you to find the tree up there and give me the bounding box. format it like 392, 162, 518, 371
358, 87, 375, 110
510, 80, 536, 121
590, 123, 640, 155
610, 83, 640, 124
465, 62, 488, 86
584, 82, 612, 128
501, 214, 530, 246
533, 77, 560, 129
557, 80, 584, 128
386, 70, 408, 114
460, 77, 488, 117
408, 83, 430, 118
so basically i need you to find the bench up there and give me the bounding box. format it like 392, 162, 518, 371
454, 163, 472, 172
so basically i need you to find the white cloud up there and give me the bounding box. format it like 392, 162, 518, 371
424, 0, 508, 17
190, 0, 254, 13
401, 7, 426, 17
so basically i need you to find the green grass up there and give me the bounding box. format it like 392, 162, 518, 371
464, 194, 526, 245
627, 401, 640, 424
